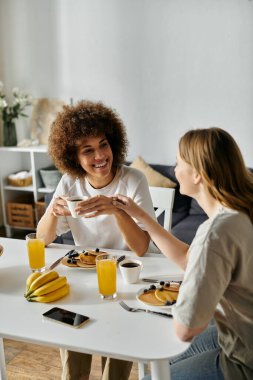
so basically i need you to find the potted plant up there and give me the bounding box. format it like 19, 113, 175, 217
0, 81, 32, 146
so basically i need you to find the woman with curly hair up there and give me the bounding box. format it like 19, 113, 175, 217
113, 127, 253, 380
37, 100, 157, 380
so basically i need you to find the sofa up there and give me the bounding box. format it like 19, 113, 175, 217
45, 163, 208, 246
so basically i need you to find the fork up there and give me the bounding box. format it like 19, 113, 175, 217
119, 301, 173, 319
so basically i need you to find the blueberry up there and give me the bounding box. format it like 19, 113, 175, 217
143, 289, 148, 293
67, 259, 72, 264
67, 249, 75, 257
172, 300, 176, 305
149, 285, 156, 290
72, 252, 79, 257
165, 282, 171, 287
158, 286, 164, 291
71, 259, 77, 264
95, 248, 100, 252
165, 300, 172, 306
159, 281, 165, 286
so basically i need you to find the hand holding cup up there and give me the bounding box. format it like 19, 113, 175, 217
66, 196, 88, 218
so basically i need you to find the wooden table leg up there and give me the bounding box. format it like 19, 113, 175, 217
0, 338, 7, 380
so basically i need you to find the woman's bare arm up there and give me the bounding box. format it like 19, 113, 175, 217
76, 195, 151, 256
36, 197, 70, 246
113, 194, 189, 269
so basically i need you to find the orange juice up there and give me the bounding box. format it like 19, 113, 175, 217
26, 234, 45, 271
96, 255, 117, 299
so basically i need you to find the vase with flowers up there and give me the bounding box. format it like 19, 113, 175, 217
0, 81, 32, 146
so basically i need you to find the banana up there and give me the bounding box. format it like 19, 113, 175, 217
27, 283, 70, 303
25, 272, 42, 295
25, 270, 59, 297
28, 276, 67, 297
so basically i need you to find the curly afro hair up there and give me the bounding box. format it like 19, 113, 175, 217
48, 100, 128, 178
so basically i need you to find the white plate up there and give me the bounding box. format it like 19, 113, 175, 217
136, 275, 183, 311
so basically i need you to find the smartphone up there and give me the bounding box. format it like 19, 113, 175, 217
43, 307, 90, 328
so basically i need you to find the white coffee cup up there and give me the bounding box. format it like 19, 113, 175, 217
119, 259, 143, 284
66, 196, 88, 218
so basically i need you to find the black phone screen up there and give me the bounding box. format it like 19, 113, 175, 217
43, 307, 90, 328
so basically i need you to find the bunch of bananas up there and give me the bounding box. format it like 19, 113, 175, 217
24, 270, 70, 303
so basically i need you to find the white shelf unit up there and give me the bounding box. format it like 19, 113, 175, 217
0, 146, 53, 237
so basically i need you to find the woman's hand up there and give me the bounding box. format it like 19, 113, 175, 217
112, 194, 145, 220
51, 196, 71, 217
75, 195, 118, 218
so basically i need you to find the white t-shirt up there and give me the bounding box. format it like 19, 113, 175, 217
172, 207, 253, 379
48, 165, 157, 251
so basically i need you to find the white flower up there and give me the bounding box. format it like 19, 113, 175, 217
0, 81, 32, 123
12, 87, 20, 97
0, 98, 7, 109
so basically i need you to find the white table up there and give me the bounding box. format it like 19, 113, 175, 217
0, 237, 189, 380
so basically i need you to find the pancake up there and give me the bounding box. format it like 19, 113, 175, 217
79, 249, 107, 265
154, 289, 178, 304
61, 256, 79, 267
79, 252, 96, 265
61, 249, 108, 268
138, 281, 181, 307
87, 249, 107, 256
138, 290, 165, 306
163, 282, 180, 292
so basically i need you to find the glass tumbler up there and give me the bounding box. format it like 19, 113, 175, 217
26, 233, 45, 272
96, 253, 117, 299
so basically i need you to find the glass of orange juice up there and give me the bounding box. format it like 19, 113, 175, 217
96, 253, 117, 299
26, 233, 45, 272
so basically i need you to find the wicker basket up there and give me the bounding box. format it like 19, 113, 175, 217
7, 176, 33, 187
7, 198, 35, 228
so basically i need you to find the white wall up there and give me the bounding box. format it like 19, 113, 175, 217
1, 0, 253, 165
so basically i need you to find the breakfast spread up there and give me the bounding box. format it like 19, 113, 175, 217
61, 248, 106, 268
137, 281, 181, 306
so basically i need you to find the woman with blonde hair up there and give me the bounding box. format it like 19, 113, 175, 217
113, 127, 253, 380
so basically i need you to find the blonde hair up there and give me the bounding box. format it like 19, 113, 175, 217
179, 127, 253, 223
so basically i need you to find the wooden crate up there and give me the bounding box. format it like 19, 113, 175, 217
7, 201, 35, 228
35, 201, 46, 223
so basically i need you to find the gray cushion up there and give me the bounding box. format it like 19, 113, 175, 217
189, 199, 206, 216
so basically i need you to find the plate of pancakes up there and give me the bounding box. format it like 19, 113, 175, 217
136, 280, 181, 310
61, 248, 107, 269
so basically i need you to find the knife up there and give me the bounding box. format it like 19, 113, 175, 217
142, 278, 182, 285
48, 249, 76, 270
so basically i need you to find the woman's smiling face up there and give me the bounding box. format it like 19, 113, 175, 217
77, 134, 114, 188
